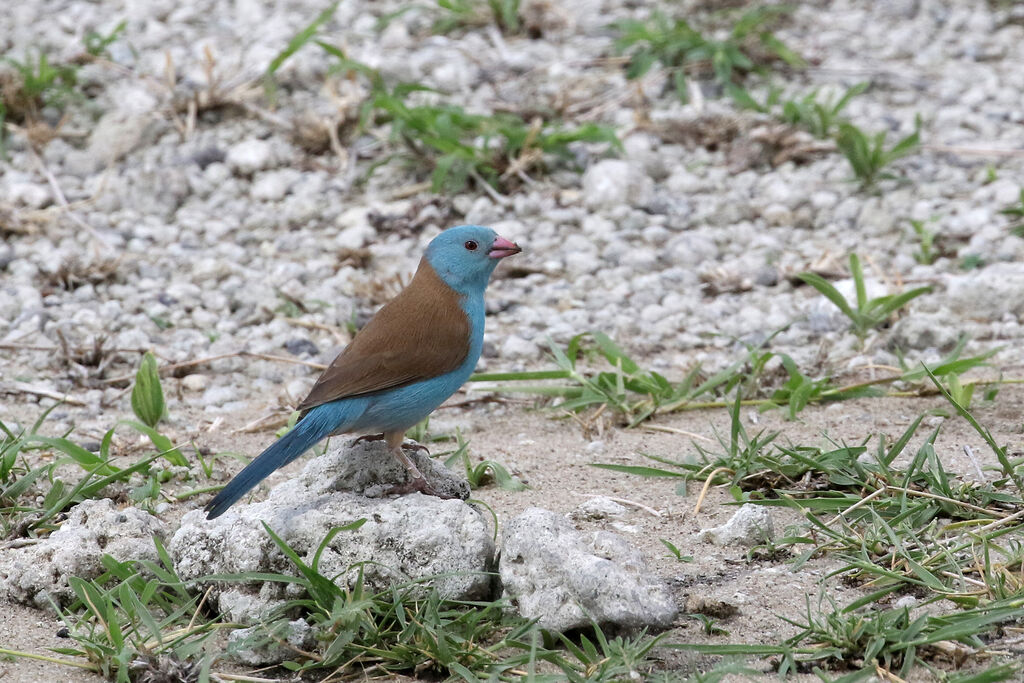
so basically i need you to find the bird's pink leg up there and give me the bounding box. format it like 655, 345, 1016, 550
382, 430, 452, 498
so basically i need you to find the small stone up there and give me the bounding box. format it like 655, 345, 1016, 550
191, 147, 227, 169
182, 374, 211, 392
581, 214, 616, 239
201, 385, 237, 407
810, 191, 838, 210
894, 595, 917, 609
684, 596, 739, 618
228, 620, 312, 665
761, 203, 792, 226
251, 169, 297, 201
464, 197, 501, 226
570, 496, 627, 521
890, 314, 959, 352
698, 504, 775, 547
501, 335, 539, 360
991, 180, 1022, 205
582, 160, 653, 210
754, 266, 780, 287
8, 182, 52, 209
227, 139, 275, 175
335, 223, 374, 250
87, 109, 163, 165
285, 338, 319, 356
947, 264, 1024, 318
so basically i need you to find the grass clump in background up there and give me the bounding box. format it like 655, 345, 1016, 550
263, 7, 619, 195
613, 7, 803, 105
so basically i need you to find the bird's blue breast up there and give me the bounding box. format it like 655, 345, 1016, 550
348, 292, 485, 433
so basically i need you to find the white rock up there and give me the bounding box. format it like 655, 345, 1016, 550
500, 508, 677, 632
0, 499, 166, 609
581, 214, 616, 239
894, 595, 918, 609
947, 264, 1024, 318
88, 111, 163, 165
201, 385, 237, 406
335, 223, 375, 250
890, 313, 959, 352
228, 619, 313, 665
182, 374, 211, 392
227, 139, 275, 175
251, 169, 297, 201
582, 160, 653, 210
8, 182, 52, 209
170, 440, 488, 624
570, 496, 627, 521
761, 203, 793, 226
502, 334, 539, 360
698, 504, 775, 547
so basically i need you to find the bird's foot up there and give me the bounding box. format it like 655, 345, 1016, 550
384, 476, 455, 499
353, 434, 428, 455
401, 442, 430, 456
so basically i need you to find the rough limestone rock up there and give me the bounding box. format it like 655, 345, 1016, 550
169, 439, 492, 624
698, 504, 775, 547
946, 264, 1024, 319
0, 498, 166, 609
499, 507, 677, 632
227, 619, 314, 665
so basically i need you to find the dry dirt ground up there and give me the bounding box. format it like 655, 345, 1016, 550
3, 375, 1024, 681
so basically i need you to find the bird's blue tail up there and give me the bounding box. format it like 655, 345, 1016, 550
204, 403, 354, 519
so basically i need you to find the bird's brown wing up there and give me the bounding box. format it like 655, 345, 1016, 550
296, 260, 471, 413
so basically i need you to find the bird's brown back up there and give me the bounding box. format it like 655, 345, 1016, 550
296, 259, 471, 413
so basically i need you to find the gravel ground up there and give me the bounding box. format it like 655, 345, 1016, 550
2, 0, 1024, 679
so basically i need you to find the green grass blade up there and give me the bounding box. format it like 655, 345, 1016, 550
797, 272, 857, 321
590, 464, 686, 478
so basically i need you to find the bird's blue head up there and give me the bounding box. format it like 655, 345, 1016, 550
424, 225, 521, 296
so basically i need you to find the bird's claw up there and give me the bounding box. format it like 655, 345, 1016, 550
384, 476, 454, 499
352, 434, 429, 456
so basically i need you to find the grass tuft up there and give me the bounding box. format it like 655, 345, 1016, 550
836, 117, 921, 188
999, 188, 1024, 237
613, 7, 803, 105
798, 253, 932, 341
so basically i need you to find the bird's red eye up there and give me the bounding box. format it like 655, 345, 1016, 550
464, 240, 478, 251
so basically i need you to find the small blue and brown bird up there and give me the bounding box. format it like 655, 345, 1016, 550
204, 225, 521, 519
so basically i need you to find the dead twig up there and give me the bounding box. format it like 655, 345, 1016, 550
235, 411, 291, 434
0, 381, 86, 405
642, 424, 714, 443
693, 466, 732, 514
28, 146, 110, 252
469, 169, 513, 206
962, 445, 986, 482
282, 317, 350, 344
387, 181, 433, 200
571, 491, 663, 517
102, 350, 328, 384
924, 143, 1024, 158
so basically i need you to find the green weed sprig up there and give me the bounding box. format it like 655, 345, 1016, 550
613, 7, 802, 104
798, 253, 932, 340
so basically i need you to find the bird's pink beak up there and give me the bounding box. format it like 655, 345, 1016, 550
489, 235, 521, 259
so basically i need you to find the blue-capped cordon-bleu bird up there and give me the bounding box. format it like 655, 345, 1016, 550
204, 225, 521, 520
